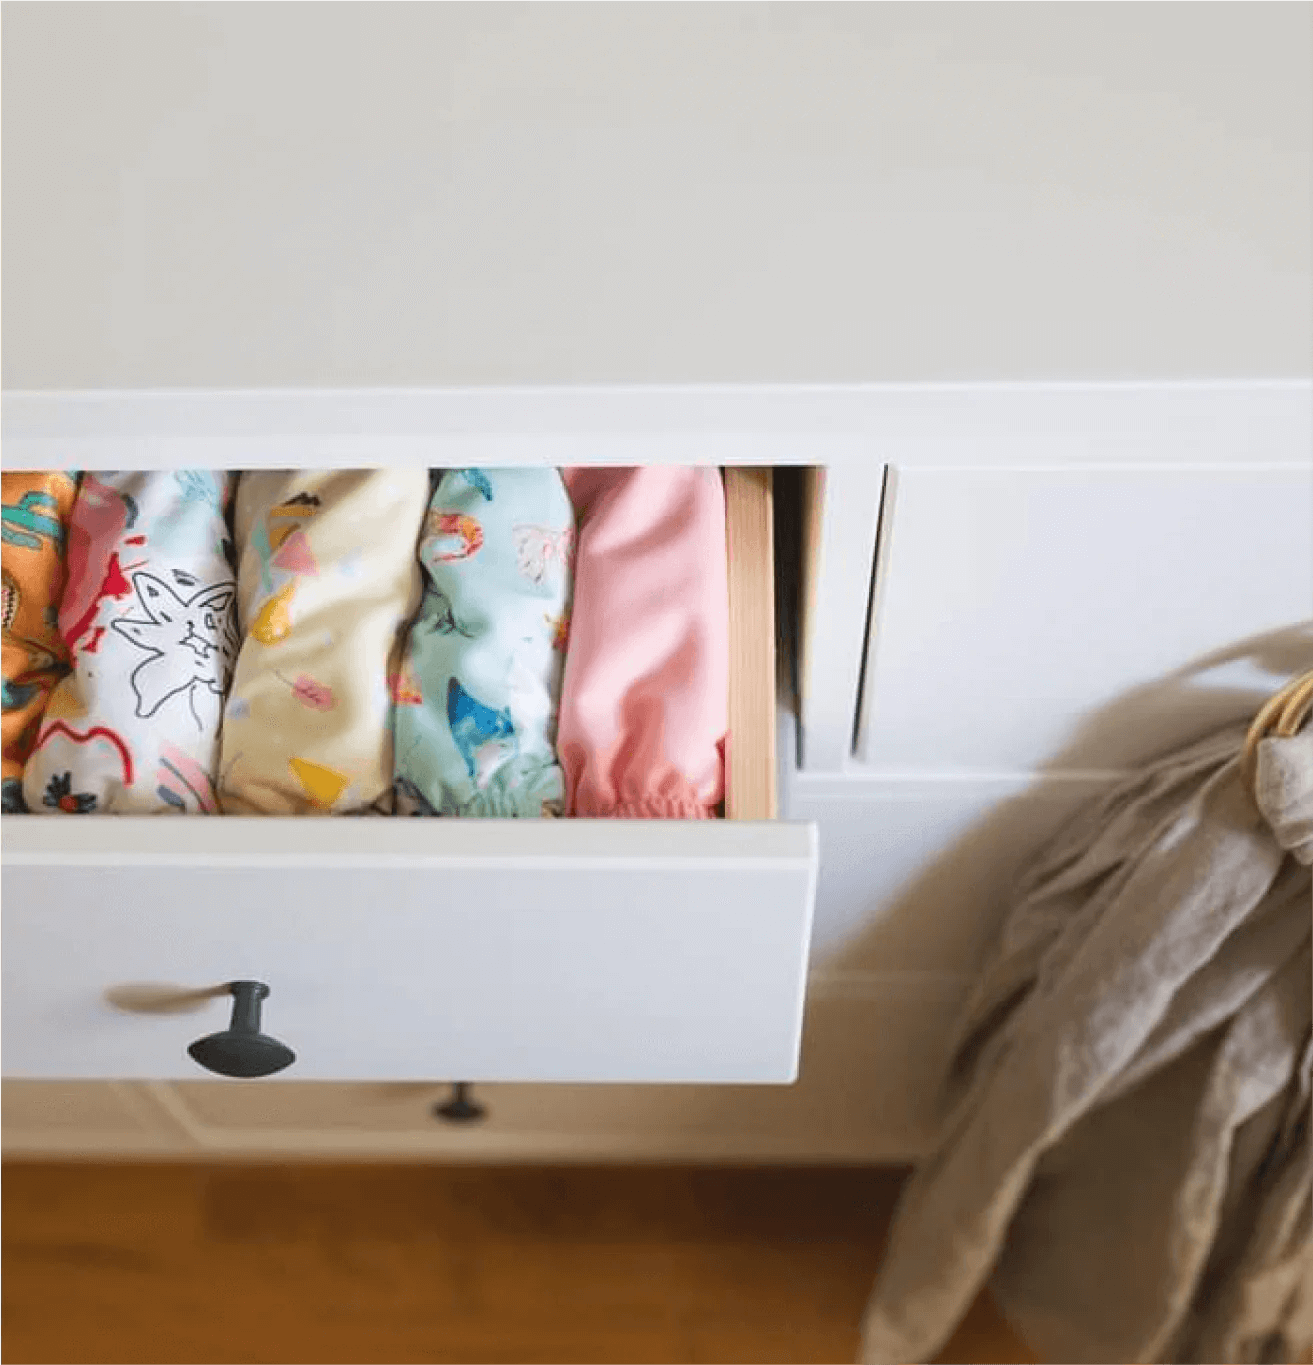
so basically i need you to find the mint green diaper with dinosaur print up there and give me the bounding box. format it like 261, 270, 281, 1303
392, 468, 573, 817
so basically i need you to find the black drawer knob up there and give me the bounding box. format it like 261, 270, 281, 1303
187, 981, 296, 1078
433, 1081, 486, 1123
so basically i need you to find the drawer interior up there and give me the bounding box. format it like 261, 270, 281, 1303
5, 464, 776, 823
771, 462, 889, 772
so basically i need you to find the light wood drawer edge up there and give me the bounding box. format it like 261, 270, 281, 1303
724, 468, 777, 821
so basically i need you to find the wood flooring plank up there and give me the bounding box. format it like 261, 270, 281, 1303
3, 1162, 1033, 1365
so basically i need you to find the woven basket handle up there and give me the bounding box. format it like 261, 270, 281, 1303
1242, 669, 1313, 799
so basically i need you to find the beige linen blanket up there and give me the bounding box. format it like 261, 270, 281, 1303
862, 721, 1313, 1365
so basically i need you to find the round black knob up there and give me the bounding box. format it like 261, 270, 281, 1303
433, 1081, 486, 1123
187, 981, 296, 1078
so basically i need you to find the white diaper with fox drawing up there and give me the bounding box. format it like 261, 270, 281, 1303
24, 471, 238, 814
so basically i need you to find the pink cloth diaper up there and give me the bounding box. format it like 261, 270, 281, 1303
558, 467, 728, 819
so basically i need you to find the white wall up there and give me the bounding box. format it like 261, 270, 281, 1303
3, 1, 1310, 390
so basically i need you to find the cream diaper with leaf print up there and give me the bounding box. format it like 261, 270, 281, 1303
219, 470, 428, 814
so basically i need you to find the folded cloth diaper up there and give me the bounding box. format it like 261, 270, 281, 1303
219, 469, 428, 814
557, 467, 728, 819
23, 471, 238, 814
2, 471, 79, 812
392, 467, 573, 817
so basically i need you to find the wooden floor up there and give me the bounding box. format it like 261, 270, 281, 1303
3, 1162, 1034, 1364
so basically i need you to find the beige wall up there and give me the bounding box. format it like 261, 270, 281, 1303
3, 1, 1310, 389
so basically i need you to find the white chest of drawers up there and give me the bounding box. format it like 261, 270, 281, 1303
2, 381, 1309, 1159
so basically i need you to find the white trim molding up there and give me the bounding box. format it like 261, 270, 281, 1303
3, 380, 1308, 471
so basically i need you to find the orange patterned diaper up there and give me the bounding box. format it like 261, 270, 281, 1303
2, 471, 78, 811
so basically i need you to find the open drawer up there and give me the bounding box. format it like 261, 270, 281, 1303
1, 469, 818, 1084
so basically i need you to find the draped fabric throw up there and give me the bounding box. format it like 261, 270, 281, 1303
862, 704, 1313, 1365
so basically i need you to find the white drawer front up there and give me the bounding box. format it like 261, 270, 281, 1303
2, 819, 816, 1084
857, 465, 1313, 774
